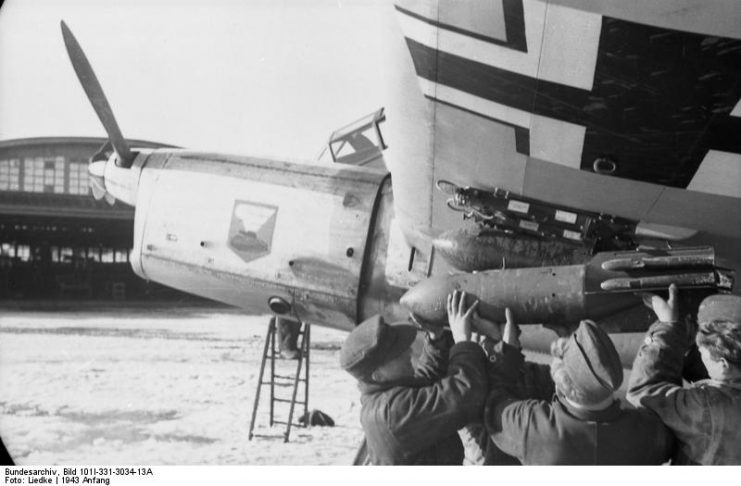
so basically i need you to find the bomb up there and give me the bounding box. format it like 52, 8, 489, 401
401, 247, 731, 326
433, 227, 591, 272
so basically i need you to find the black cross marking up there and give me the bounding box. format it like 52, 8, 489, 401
405, 15, 741, 188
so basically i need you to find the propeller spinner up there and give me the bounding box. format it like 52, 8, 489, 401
60, 20, 134, 168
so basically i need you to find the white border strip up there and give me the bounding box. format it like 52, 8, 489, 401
396, 0, 601, 90
417, 77, 532, 128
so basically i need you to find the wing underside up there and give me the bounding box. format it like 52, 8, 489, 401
390, 0, 741, 266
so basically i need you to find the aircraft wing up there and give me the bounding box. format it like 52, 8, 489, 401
389, 0, 741, 272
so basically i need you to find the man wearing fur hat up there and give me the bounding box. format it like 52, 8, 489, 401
628, 284, 741, 465
470, 311, 674, 465
340, 290, 487, 465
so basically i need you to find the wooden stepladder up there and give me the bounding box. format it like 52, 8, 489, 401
248, 316, 310, 443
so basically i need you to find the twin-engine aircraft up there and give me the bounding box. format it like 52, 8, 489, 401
62, 0, 741, 365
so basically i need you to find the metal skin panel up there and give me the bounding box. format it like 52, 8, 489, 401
547, 0, 741, 38
646, 188, 741, 240
130, 150, 171, 279
356, 176, 410, 324
130, 151, 386, 330
523, 158, 741, 242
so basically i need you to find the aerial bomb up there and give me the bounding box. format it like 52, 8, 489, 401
400, 246, 733, 327
401, 264, 638, 325
433, 227, 591, 272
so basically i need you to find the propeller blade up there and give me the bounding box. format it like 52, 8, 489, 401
61, 20, 134, 167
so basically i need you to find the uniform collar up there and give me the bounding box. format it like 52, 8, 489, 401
694, 377, 741, 392
556, 395, 622, 422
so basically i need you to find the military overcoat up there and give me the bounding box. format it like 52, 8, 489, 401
628, 320, 741, 465
359, 336, 487, 465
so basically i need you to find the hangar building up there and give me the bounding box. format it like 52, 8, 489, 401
0, 137, 193, 301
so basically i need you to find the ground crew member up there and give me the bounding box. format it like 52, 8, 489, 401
340, 290, 487, 465
628, 284, 741, 464
275, 316, 302, 359
472, 312, 674, 465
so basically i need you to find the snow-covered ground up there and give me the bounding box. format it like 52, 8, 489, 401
0, 307, 363, 465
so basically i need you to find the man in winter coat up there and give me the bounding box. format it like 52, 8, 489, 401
628, 284, 741, 465
341, 290, 487, 465
469, 311, 674, 465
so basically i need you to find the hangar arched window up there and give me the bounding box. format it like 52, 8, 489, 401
60, 247, 74, 263
23, 158, 45, 192
87, 247, 101, 262
0, 243, 13, 257
52, 157, 65, 193
68, 162, 89, 195
16, 245, 30, 262
0, 159, 20, 191
101, 248, 114, 263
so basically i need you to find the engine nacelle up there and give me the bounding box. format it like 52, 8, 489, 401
129, 150, 394, 331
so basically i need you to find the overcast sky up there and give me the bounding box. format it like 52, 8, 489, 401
0, 0, 428, 162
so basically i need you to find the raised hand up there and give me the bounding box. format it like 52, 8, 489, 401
501, 308, 521, 349
641, 283, 679, 323
471, 312, 502, 341
447, 290, 478, 343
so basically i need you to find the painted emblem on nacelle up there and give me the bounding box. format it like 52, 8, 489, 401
228, 200, 278, 263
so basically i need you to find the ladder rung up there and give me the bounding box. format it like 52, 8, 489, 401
273, 398, 307, 404
249, 433, 289, 440
259, 381, 306, 387
249, 321, 311, 443
269, 351, 306, 357
259, 379, 293, 385
261, 380, 307, 387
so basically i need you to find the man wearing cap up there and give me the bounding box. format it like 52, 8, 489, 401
472, 312, 674, 465
628, 284, 741, 465
340, 290, 488, 465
